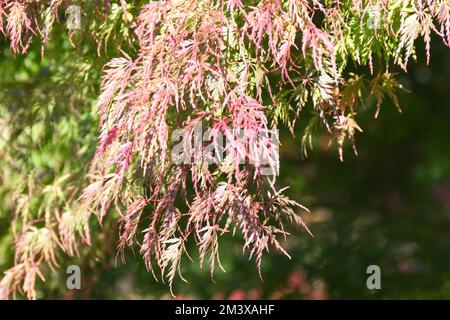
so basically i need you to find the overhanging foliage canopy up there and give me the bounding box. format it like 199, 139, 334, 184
0, 0, 449, 299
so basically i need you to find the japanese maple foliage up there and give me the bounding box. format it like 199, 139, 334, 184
0, 0, 449, 299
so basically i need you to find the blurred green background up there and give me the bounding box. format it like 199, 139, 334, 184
0, 32, 449, 299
